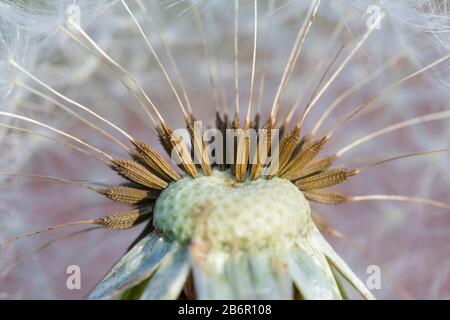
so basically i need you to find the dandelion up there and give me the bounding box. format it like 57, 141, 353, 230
0, 0, 450, 299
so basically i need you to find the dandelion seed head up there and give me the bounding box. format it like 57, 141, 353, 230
154, 169, 312, 251
1, 0, 450, 299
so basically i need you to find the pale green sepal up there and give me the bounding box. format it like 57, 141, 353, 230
247, 251, 293, 300
191, 250, 235, 299
88, 232, 174, 300
120, 278, 150, 300
140, 246, 190, 300
288, 248, 341, 300
331, 268, 349, 300
192, 250, 292, 300
308, 226, 375, 300
223, 253, 255, 299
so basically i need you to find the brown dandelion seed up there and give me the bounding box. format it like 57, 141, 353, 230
234, 122, 251, 182
186, 117, 212, 176
295, 168, 357, 191
99, 185, 157, 205
281, 136, 328, 179
249, 118, 275, 180
266, 127, 301, 178
289, 155, 337, 181
157, 121, 198, 178
111, 159, 168, 189
304, 189, 348, 205
95, 208, 153, 230
131, 139, 180, 181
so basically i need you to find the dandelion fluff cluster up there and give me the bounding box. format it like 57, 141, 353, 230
338, 0, 450, 85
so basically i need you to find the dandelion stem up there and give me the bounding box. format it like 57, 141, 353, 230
9, 59, 135, 142
285, 13, 350, 126
295, 12, 386, 130
0, 227, 101, 280
234, 0, 240, 120
0, 172, 104, 192
16, 81, 130, 151
61, 23, 163, 125
0, 124, 108, 164
192, 0, 224, 114
245, 0, 258, 123
121, 0, 188, 119
349, 195, 450, 211
289, 42, 346, 128
0, 220, 97, 247
136, 0, 193, 113
355, 149, 450, 172
0, 111, 114, 161
336, 110, 450, 157
255, 0, 275, 115
311, 51, 407, 135
270, 0, 321, 120
327, 53, 450, 138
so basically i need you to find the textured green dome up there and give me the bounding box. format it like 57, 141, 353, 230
154, 170, 313, 251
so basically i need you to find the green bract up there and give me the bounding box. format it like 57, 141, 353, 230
89, 170, 375, 300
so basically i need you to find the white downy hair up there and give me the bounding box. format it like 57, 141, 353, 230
0, 0, 449, 299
